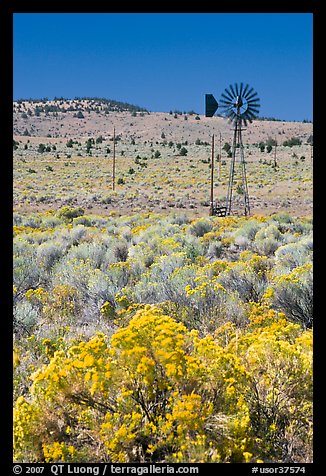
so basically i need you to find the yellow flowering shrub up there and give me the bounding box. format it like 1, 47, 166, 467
25, 287, 48, 305
13, 225, 47, 236
14, 304, 312, 463
131, 224, 151, 235
100, 301, 116, 319
42, 441, 76, 463
42, 284, 80, 322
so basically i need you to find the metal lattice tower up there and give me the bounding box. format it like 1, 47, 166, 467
220, 83, 260, 216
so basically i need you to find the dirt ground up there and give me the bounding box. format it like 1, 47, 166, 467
13, 99, 313, 218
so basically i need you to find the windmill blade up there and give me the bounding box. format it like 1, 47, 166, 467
247, 97, 260, 104
220, 103, 233, 113
244, 87, 254, 99
220, 97, 234, 107
229, 84, 236, 98
247, 105, 260, 114
227, 109, 236, 119
247, 106, 260, 115
247, 90, 258, 100
244, 107, 257, 118
226, 108, 237, 120
225, 111, 236, 122
247, 101, 260, 111
228, 113, 237, 125
242, 116, 248, 127
219, 99, 233, 107
247, 99, 260, 108
222, 87, 234, 101
242, 84, 250, 96
223, 107, 236, 119
221, 107, 233, 116
235, 83, 239, 96
246, 110, 260, 119
220, 102, 234, 112
223, 104, 234, 114
220, 99, 233, 106
244, 110, 258, 122
246, 91, 259, 102
220, 92, 234, 104
243, 113, 254, 124
239, 82, 244, 97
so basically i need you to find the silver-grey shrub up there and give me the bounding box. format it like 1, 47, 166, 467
234, 219, 262, 242
13, 241, 41, 295
272, 265, 313, 329
41, 216, 63, 229
274, 236, 313, 274
206, 240, 223, 259
66, 242, 109, 269
70, 225, 88, 245
218, 262, 269, 303
13, 213, 23, 226
36, 241, 65, 275
164, 213, 190, 226
253, 224, 283, 256
14, 300, 39, 335
130, 252, 190, 303
188, 218, 213, 237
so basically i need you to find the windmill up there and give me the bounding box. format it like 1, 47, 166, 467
219, 82, 260, 216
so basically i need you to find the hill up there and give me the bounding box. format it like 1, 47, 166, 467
13, 98, 313, 217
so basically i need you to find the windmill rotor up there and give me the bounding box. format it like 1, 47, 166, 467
219, 83, 260, 127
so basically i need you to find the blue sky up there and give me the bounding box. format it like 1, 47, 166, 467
13, 13, 313, 121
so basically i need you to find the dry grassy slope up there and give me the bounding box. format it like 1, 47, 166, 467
13, 100, 313, 218
13, 99, 313, 145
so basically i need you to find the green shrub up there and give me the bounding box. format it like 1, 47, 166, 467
283, 137, 302, 147
57, 206, 85, 222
